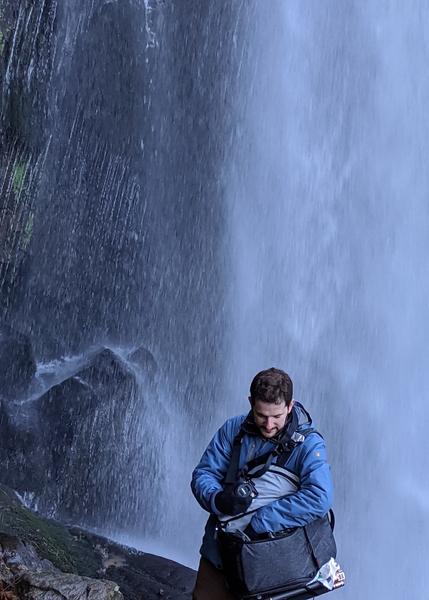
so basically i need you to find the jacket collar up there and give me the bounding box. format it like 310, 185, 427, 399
241, 401, 312, 444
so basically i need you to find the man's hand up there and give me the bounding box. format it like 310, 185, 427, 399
214, 484, 252, 516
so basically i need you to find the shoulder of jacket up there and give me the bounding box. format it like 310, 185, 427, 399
222, 414, 247, 435
297, 428, 326, 450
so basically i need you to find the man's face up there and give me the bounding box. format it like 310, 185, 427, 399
250, 398, 294, 439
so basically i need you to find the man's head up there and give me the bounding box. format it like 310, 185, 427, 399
248, 368, 294, 439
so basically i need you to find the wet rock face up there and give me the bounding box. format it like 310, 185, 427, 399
0, 0, 56, 322
35, 349, 141, 523
0, 534, 123, 600
18, 572, 123, 600
0, 0, 57, 151
0, 347, 159, 531
0, 401, 12, 444
0, 485, 195, 600
1, 0, 234, 407
127, 346, 157, 380
66, 1, 147, 153
0, 330, 36, 398
76, 348, 137, 394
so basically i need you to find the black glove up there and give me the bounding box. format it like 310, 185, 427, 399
214, 484, 252, 516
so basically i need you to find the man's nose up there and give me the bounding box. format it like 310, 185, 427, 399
266, 417, 275, 428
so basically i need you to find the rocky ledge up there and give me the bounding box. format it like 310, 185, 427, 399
0, 485, 195, 600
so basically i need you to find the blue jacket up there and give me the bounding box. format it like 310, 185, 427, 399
191, 402, 333, 568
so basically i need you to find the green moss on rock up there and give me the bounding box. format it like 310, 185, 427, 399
0, 486, 101, 576
12, 163, 27, 194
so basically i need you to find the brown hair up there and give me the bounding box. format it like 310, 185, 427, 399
249, 367, 293, 406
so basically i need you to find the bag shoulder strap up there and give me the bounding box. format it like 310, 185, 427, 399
224, 428, 245, 485
275, 427, 322, 467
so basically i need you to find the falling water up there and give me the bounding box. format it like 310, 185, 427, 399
225, 2, 429, 598
1, 0, 243, 569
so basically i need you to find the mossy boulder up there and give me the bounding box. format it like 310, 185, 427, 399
0, 484, 195, 599
0, 486, 100, 576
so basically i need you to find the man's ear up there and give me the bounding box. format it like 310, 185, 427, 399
288, 398, 295, 413
248, 396, 253, 408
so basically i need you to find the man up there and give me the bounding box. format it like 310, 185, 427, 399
191, 367, 333, 600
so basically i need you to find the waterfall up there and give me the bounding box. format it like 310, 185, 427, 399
226, 2, 429, 598
0, 0, 244, 570
2, 1, 428, 594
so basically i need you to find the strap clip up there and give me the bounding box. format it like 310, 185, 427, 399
290, 431, 305, 444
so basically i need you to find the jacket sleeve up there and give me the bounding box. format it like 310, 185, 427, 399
249, 434, 333, 534
190, 419, 236, 514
